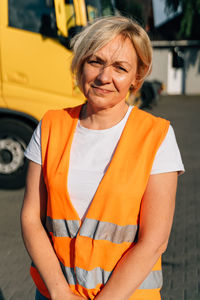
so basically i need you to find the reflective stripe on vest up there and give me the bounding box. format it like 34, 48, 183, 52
79, 218, 138, 243
46, 216, 80, 238
60, 262, 163, 290
47, 216, 162, 290
46, 216, 138, 244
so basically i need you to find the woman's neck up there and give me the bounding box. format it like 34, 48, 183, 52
79, 101, 129, 130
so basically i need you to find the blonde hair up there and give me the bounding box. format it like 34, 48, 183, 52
71, 15, 152, 92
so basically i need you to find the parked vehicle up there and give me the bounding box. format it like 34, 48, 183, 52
0, 0, 116, 189
127, 80, 164, 109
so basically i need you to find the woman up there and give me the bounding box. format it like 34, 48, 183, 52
21, 16, 184, 300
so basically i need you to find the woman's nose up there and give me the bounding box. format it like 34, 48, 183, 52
96, 66, 112, 84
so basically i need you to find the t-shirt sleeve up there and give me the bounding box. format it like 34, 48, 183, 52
24, 121, 42, 165
151, 125, 185, 175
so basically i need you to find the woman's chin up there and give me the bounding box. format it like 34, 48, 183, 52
86, 94, 126, 111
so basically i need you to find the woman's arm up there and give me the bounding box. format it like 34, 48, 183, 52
95, 171, 178, 300
21, 161, 85, 300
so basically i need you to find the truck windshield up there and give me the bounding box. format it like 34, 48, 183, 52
85, 0, 115, 21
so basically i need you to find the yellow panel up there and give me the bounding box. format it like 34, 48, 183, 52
1, 0, 87, 121
0, 0, 8, 27
78, 0, 87, 26
65, 4, 76, 29
0, 1, 7, 107
54, 0, 68, 36
73, 0, 87, 26
73, 0, 81, 26
3, 84, 84, 120
1, 25, 84, 121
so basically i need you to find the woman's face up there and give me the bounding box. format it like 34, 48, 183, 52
81, 35, 138, 110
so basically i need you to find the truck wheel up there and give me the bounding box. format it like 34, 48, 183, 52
0, 118, 34, 189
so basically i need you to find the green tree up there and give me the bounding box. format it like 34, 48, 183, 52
165, 0, 200, 39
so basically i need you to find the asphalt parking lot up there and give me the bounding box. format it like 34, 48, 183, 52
0, 95, 200, 300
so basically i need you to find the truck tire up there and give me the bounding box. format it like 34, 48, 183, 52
0, 118, 34, 189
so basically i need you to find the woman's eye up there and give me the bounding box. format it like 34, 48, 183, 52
88, 60, 101, 66
116, 66, 127, 72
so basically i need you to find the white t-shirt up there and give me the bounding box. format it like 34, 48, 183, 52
24, 106, 184, 219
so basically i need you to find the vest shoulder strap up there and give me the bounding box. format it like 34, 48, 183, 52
41, 106, 82, 165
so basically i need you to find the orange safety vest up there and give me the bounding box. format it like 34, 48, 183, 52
30, 105, 170, 300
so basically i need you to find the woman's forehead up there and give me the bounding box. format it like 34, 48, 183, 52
92, 35, 137, 63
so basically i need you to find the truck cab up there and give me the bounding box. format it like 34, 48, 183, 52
0, 0, 115, 189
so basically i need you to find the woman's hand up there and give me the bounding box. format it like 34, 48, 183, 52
69, 296, 85, 300
67, 295, 86, 300
51, 287, 87, 300
51, 290, 86, 300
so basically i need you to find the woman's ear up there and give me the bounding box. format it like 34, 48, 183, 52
134, 80, 143, 92
129, 79, 143, 94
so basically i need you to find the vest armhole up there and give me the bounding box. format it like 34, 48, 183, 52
156, 118, 170, 151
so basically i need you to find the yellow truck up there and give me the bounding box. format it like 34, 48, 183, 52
0, 0, 116, 189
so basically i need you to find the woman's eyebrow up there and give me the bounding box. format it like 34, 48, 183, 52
114, 61, 132, 69
88, 55, 105, 63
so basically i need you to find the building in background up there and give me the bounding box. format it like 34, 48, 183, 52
120, 0, 200, 95
148, 0, 200, 95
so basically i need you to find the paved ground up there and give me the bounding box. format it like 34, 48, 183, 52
0, 188, 34, 300
0, 95, 199, 300
150, 95, 200, 300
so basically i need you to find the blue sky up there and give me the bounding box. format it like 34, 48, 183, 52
152, 0, 182, 27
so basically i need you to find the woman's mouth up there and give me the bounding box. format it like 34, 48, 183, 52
92, 85, 114, 94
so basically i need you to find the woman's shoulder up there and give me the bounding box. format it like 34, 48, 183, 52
42, 105, 83, 124
133, 106, 169, 123
130, 106, 170, 136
